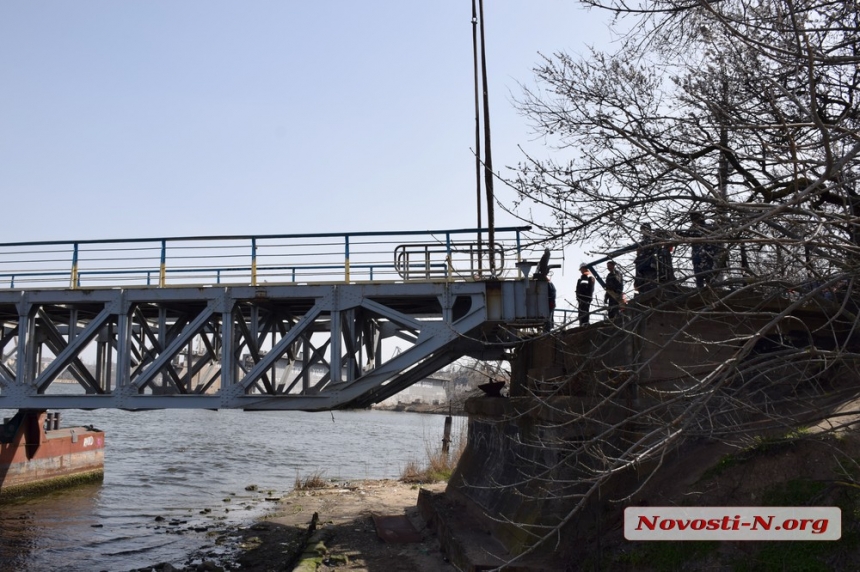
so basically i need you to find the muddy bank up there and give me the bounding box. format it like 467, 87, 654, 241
136, 480, 453, 572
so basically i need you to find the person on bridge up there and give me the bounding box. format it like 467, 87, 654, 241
576, 263, 595, 326
634, 223, 659, 295
655, 230, 677, 287
604, 260, 624, 321
544, 274, 557, 332
688, 211, 724, 288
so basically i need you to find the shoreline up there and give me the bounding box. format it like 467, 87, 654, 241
137, 479, 454, 572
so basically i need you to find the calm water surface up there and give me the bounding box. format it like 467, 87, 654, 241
0, 398, 457, 572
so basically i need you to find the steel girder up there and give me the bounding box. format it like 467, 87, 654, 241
0, 280, 547, 411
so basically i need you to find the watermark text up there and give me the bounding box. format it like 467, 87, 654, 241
624, 507, 841, 541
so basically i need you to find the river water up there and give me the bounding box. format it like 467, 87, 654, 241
0, 393, 458, 572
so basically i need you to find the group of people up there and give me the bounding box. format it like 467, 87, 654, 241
573, 212, 724, 325
575, 261, 623, 324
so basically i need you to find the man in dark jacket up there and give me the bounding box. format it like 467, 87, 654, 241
634, 223, 659, 294
576, 263, 595, 326
688, 212, 724, 288
544, 275, 556, 332
604, 260, 624, 321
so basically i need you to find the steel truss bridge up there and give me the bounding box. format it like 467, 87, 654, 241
0, 227, 549, 411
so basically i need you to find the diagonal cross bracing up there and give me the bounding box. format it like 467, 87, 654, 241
0, 279, 548, 410
130, 304, 217, 391
236, 303, 323, 392
34, 306, 113, 392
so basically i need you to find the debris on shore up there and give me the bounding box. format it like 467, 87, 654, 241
134, 479, 452, 572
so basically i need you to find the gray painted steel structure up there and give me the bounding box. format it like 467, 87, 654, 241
0, 227, 549, 411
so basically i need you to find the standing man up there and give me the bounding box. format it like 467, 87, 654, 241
544, 274, 557, 332
656, 230, 677, 286
688, 212, 723, 288
604, 260, 624, 321
576, 263, 595, 326
634, 223, 659, 294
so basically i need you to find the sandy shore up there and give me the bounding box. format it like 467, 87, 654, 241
146, 479, 456, 572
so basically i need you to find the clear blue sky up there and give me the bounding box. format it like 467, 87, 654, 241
1, 1, 613, 302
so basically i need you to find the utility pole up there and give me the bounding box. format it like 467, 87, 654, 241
471, 0, 495, 276
472, 0, 483, 276
478, 0, 496, 275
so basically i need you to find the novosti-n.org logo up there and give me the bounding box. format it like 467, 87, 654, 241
625, 507, 841, 541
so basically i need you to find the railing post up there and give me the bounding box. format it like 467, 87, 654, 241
344, 235, 351, 283
516, 229, 523, 262
70, 243, 79, 289
446, 232, 453, 281
159, 240, 167, 288
251, 238, 258, 286
424, 245, 430, 279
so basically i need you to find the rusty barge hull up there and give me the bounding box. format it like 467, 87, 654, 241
0, 411, 104, 500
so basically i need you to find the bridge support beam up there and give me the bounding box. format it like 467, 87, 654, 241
0, 280, 549, 411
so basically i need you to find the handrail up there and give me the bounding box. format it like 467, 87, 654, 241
0, 227, 533, 290
393, 240, 505, 281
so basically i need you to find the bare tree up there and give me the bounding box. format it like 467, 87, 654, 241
450, 0, 860, 568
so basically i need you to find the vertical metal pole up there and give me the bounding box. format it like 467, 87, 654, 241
251, 238, 258, 286
344, 235, 351, 283
69, 308, 78, 342
185, 338, 193, 392
271, 329, 279, 391
159, 240, 167, 288
478, 0, 496, 275
442, 414, 453, 457
472, 0, 483, 276
115, 297, 132, 390
516, 230, 522, 262
220, 308, 235, 406
16, 300, 36, 385
345, 308, 356, 383
158, 307, 167, 393
251, 305, 260, 347
302, 337, 310, 392
36, 337, 43, 377
330, 309, 342, 384
70, 243, 79, 289
446, 232, 453, 281
95, 335, 105, 392
105, 323, 114, 392
374, 327, 383, 369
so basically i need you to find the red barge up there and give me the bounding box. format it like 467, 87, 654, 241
0, 410, 104, 500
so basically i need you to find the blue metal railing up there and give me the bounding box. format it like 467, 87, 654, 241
0, 227, 533, 290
